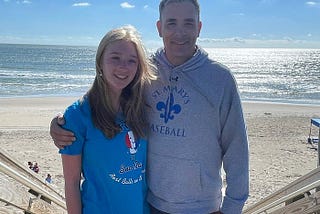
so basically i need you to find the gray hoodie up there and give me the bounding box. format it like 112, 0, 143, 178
145, 47, 249, 214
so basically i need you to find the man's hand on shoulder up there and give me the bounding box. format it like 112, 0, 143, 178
50, 113, 75, 149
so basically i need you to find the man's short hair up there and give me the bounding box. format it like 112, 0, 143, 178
159, 0, 200, 20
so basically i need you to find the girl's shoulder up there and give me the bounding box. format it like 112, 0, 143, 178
65, 96, 90, 116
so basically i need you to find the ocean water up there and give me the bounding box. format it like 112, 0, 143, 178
0, 43, 319, 105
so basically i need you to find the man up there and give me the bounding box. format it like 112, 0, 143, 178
51, 0, 249, 213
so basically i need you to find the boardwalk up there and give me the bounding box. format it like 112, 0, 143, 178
0, 148, 66, 214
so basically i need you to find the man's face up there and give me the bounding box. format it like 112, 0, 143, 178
157, 1, 202, 66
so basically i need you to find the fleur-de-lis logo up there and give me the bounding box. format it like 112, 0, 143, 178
156, 92, 181, 123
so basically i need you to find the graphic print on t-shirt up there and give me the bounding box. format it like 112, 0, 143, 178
125, 130, 139, 155
108, 121, 145, 185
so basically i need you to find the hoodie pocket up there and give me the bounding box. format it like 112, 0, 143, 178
148, 152, 201, 203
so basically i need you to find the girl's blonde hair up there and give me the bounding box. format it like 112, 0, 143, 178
86, 25, 155, 139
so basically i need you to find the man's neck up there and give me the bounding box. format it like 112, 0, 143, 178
165, 46, 198, 66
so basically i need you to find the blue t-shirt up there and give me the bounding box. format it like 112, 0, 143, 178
59, 98, 149, 214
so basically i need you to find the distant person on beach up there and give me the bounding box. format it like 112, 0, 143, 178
27, 161, 33, 170
45, 173, 52, 184
50, 0, 249, 213
32, 162, 39, 173
59, 25, 155, 213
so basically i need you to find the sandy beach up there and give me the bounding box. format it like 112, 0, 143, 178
0, 96, 319, 211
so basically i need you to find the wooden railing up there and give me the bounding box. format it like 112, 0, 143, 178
0, 147, 67, 213
2, 145, 319, 213
243, 167, 320, 214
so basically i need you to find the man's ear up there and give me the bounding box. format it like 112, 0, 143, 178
197, 21, 202, 37
156, 20, 162, 37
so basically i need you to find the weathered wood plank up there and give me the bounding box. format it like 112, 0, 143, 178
0, 147, 66, 213
269, 191, 320, 214
243, 167, 320, 213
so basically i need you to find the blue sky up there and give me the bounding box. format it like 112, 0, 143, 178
1, 0, 320, 48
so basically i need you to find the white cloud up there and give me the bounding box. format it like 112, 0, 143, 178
15, 0, 31, 4
143, 5, 149, 9
120, 2, 135, 9
72, 2, 91, 7
283, 36, 293, 41
259, 0, 277, 5
0, 35, 99, 46
306, 1, 316, 5
305, 1, 320, 7
232, 13, 245, 16
197, 37, 320, 48
199, 37, 246, 44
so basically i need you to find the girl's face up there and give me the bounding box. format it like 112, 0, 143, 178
100, 40, 139, 97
